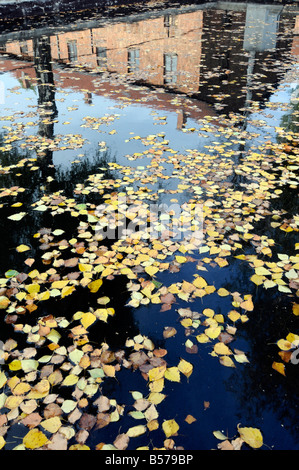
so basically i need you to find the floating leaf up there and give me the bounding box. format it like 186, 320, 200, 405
272, 361, 286, 376
238, 426, 263, 449
165, 367, 180, 382
219, 356, 235, 368
41, 416, 62, 434
8, 212, 26, 221
177, 359, 193, 378
23, 429, 48, 449
0, 296, 10, 310
213, 430, 228, 440
292, 304, 299, 316
81, 312, 97, 329
145, 266, 159, 277
88, 279, 103, 293
126, 425, 147, 438
162, 419, 179, 438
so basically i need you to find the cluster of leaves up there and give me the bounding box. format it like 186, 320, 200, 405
0, 28, 298, 450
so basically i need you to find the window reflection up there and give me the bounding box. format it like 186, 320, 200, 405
164, 53, 177, 84
128, 48, 140, 73
96, 47, 107, 70
67, 40, 78, 62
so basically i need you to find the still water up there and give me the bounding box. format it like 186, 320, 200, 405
0, 0, 298, 450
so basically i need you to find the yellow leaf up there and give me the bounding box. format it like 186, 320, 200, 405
213, 343, 232, 356
5, 395, 23, 409
0, 436, 5, 450
175, 256, 187, 264
217, 287, 230, 297
148, 392, 166, 405
213, 430, 228, 441
102, 364, 115, 377
26, 283, 40, 295
193, 276, 207, 288
69, 444, 90, 450
9, 359, 22, 371
196, 333, 210, 343
0, 296, 10, 309
126, 425, 147, 438
145, 266, 159, 277
162, 419, 179, 438
62, 374, 79, 386
240, 295, 254, 311
51, 280, 69, 290
23, 429, 49, 449
12, 382, 31, 395
61, 285, 76, 298
272, 361, 286, 376
277, 339, 292, 351
203, 308, 214, 318
255, 266, 272, 276
219, 356, 235, 368
177, 359, 193, 378
292, 303, 299, 316
227, 310, 240, 322
164, 367, 180, 382
181, 281, 195, 293
286, 333, 299, 343
250, 274, 265, 286
0, 371, 7, 389
88, 279, 103, 293
205, 325, 221, 339
148, 365, 166, 382
149, 378, 164, 392
79, 263, 92, 272
38, 291, 50, 301
81, 312, 97, 329
16, 244, 30, 253
94, 308, 108, 322
27, 379, 50, 399
238, 426, 263, 449
41, 416, 62, 433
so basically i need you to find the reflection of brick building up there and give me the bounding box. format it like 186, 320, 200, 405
5, 11, 203, 94
3, 5, 297, 118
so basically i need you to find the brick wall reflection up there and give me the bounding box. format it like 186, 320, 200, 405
5, 11, 203, 94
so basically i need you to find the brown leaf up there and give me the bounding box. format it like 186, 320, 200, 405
218, 439, 234, 450
95, 412, 111, 429
45, 433, 68, 450
163, 327, 177, 339
76, 429, 89, 444
94, 396, 110, 413
79, 413, 96, 431
21, 412, 42, 429
113, 433, 130, 450
43, 403, 63, 419
185, 414, 197, 424
160, 293, 176, 304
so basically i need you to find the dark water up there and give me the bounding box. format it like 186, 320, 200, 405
0, 0, 298, 451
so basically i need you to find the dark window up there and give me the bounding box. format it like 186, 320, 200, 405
164, 14, 176, 28
96, 47, 107, 68
67, 40, 78, 62
164, 15, 176, 37
128, 48, 140, 72
164, 53, 178, 84
20, 42, 28, 55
